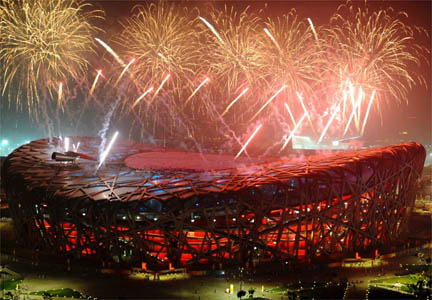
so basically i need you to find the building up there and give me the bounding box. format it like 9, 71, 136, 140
1, 137, 426, 268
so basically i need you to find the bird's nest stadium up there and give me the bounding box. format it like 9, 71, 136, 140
1, 137, 425, 268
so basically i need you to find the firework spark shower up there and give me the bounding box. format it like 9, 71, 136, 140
0, 0, 429, 155
0, 0, 103, 116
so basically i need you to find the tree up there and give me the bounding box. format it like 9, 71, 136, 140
248, 288, 255, 297
237, 290, 246, 299
416, 279, 424, 291
287, 291, 297, 300
5, 291, 14, 300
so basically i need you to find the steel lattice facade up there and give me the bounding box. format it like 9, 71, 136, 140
2, 137, 425, 268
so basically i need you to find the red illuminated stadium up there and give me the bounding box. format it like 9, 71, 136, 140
1, 137, 425, 268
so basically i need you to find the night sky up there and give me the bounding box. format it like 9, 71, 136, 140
0, 0, 430, 155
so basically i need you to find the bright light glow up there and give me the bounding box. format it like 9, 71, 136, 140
221, 87, 249, 116
361, 90, 376, 135
318, 106, 339, 144
73, 142, 80, 152
199, 17, 225, 45
131, 87, 154, 110
280, 113, 307, 153
1, 139, 9, 146
293, 136, 311, 140
284, 102, 296, 126
307, 18, 319, 42
354, 87, 363, 129
158, 52, 168, 61
342, 89, 347, 124
295, 91, 314, 131
95, 38, 125, 67
89, 70, 103, 96
184, 77, 210, 106
64, 137, 69, 153
332, 140, 339, 146
251, 85, 286, 121
343, 87, 363, 136
98, 131, 119, 169
235, 123, 263, 160
264, 28, 281, 50
149, 74, 171, 105
57, 82, 63, 107
115, 58, 136, 85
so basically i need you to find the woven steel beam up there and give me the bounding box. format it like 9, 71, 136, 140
2, 137, 425, 267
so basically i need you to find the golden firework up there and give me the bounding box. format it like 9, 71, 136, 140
0, 0, 103, 113
199, 5, 267, 109
259, 9, 323, 108
116, 2, 201, 108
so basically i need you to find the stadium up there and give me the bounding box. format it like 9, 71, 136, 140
1, 137, 426, 269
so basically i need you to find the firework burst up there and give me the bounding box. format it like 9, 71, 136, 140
259, 9, 322, 100
324, 1, 429, 111
116, 2, 201, 108
198, 6, 268, 119
2, 0, 427, 154
0, 0, 103, 114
